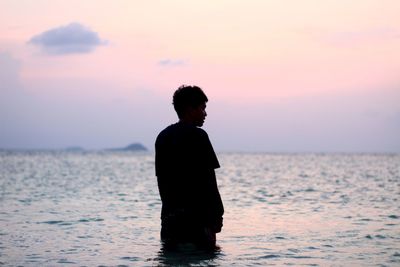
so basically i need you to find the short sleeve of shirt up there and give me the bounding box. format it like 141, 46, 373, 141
195, 128, 220, 170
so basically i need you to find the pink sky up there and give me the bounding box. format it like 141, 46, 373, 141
1, 0, 399, 151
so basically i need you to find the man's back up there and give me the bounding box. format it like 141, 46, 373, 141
155, 122, 223, 246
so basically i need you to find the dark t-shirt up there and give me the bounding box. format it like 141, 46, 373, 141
155, 122, 224, 234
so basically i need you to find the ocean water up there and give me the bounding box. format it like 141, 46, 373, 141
0, 151, 399, 266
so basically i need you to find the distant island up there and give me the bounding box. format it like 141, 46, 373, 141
60, 143, 148, 152
106, 143, 148, 152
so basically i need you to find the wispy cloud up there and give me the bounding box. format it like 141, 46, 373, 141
158, 59, 186, 67
28, 22, 107, 55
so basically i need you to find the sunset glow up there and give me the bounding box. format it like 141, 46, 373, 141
1, 0, 399, 151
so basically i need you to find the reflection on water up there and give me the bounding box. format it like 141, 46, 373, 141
157, 241, 222, 266
0, 151, 399, 266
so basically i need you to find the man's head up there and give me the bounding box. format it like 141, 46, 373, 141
173, 85, 208, 127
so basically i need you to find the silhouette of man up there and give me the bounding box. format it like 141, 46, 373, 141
155, 85, 224, 249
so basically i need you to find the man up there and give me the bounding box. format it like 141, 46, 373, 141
155, 85, 224, 250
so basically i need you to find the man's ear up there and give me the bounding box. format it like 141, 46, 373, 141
185, 106, 195, 115
180, 106, 192, 120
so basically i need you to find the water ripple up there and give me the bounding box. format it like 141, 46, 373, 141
0, 151, 399, 266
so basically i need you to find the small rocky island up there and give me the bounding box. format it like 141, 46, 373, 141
61, 143, 148, 152
107, 143, 147, 152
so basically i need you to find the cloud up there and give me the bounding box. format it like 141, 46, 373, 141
28, 22, 107, 55
158, 59, 186, 67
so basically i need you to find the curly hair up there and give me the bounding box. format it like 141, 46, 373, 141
172, 85, 208, 119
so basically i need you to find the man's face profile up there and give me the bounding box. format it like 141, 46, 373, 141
187, 103, 207, 127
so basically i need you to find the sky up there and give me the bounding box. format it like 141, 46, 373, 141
0, 0, 399, 152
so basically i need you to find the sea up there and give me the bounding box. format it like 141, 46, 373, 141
0, 151, 399, 266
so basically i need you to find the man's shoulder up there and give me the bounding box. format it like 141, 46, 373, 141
158, 123, 184, 136
156, 123, 186, 143
184, 124, 209, 140
158, 123, 207, 136
193, 127, 208, 139
157, 124, 175, 136
156, 123, 210, 148
156, 124, 175, 144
